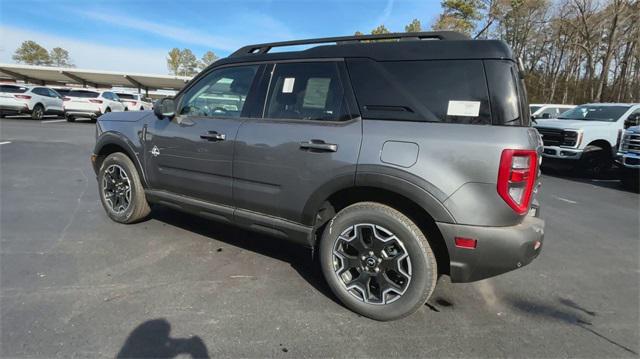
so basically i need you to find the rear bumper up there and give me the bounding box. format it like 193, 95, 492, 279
66, 110, 102, 118
0, 103, 30, 114
437, 214, 545, 283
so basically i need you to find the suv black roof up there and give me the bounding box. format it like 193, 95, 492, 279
216, 32, 515, 67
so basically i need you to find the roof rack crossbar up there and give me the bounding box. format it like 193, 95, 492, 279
230, 31, 469, 57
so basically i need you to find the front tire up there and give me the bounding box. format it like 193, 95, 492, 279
31, 104, 44, 120
581, 146, 612, 177
65, 113, 75, 122
98, 152, 150, 224
319, 202, 437, 321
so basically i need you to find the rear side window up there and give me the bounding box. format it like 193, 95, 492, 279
0, 85, 28, 93
264, 62, 350, 122
484, 60, 528, 126
117, 93, 135, 100
346, 59, 491, 124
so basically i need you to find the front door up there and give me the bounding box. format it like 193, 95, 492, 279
233, 61, 362, 226
145, 64, 262, 207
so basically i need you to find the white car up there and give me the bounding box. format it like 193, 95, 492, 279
115, 92, 153, 111
0, 84, 65, 120
63, 89, 127, 122
534, 103, 640, 174
530, 104, 575, 120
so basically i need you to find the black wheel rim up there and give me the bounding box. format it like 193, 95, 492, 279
332, 224, 412, 305
102, 164, 132, 214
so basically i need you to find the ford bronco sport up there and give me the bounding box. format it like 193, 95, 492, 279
92, 32, 544, 321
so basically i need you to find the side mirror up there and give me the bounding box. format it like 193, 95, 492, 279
624, 113, 640, 129
541, 113, 551, 119
154, 98, 176, 119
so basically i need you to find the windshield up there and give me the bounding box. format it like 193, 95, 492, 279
0, 85, 28, 93
558, 105, 630, 122
530, 105, 542, 113
68, 90, 99, 98
116, 93, 135, 100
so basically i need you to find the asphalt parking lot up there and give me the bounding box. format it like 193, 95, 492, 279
1, 117, 638, 358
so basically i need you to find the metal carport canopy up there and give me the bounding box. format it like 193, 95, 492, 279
0, 63, 192, 91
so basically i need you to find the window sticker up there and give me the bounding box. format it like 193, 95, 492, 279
282, 77, 295, 93
447, 100, 481, 117
303, 78, 331, 109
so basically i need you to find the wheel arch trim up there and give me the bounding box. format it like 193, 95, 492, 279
94, 132, 148, 187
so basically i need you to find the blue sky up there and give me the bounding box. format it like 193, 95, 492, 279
0, 0, 443, 74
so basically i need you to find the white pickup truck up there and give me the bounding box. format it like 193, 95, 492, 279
534, 103, 640, 175
616, 125, 640, 190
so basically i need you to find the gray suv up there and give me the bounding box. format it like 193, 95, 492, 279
91, 32, 544, 320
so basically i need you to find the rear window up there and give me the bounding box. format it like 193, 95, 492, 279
68, 90, 99, 98
0, 85, 28, 93
116, 93, 135, 100
346, 59, 491, 125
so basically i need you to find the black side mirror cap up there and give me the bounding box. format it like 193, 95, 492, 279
624, 113, 640, 129
154, 98, 176, 119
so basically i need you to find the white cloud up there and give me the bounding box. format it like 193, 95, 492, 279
75, 9, 299, 53
0, 25, 168, 73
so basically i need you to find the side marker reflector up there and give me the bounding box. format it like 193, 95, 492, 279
455, 237, 477, 249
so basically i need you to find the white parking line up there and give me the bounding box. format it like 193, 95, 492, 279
553, 195, 578, 204
41, 119, 66, 124
0, 141, 12, 145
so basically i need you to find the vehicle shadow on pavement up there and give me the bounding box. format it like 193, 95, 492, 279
116, 318, 210, 358
505, 296, 638, 355
150, 207, 342, 306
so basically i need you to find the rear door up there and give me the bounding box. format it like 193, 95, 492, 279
144, 64, 262, 209
233, 61, 362, 226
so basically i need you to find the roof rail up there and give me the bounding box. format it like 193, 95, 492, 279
229, 31, 469, 57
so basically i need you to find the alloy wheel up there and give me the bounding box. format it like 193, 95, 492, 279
332, 223, 412, 305
102, 164, 132, 214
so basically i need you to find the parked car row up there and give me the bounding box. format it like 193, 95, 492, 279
532, 103, 640, 189
0, 84, 152, 121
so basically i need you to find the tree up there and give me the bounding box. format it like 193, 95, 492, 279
371, 25, 391, 34
49, 47, 74, 67
167, 48, 182, 76
405, 19, 422, 32
199, 51, 218, 70
432, 0, 486, 35
179, 49, 199, 76
354, 31, 365, 36
12, 40, 51, 65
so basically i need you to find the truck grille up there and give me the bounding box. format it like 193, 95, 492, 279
536, 127, 564, 146
621, 132, 640, 154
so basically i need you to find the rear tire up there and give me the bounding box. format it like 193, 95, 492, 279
319, 202, 438, 321
65, 113, 75, 122
98, 152, 150, 224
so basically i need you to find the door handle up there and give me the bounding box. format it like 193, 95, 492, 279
200, 131, 226, 141
299, 140, 338, 152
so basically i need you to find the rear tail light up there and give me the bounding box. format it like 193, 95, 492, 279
497, 149, 538, 215
14, 95, 31, 100
89, 99, 103, 104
